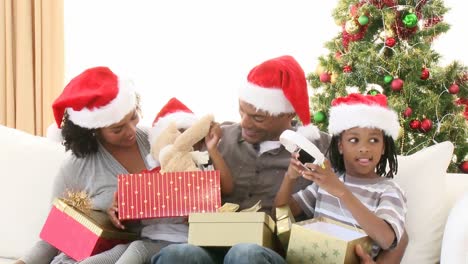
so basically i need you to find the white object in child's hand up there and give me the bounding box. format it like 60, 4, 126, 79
279, 129, 325, 166
302, 221, 366, 241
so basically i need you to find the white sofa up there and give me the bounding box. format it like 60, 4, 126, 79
0, 125, 467, 263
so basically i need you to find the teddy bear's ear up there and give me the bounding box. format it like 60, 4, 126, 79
173, 114, 214, 151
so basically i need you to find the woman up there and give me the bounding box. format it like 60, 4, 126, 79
16, 66, 152, 264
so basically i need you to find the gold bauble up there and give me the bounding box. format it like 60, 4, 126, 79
315, 64, 325, 75
345, 20, 360, 34
331, 72, 338, 84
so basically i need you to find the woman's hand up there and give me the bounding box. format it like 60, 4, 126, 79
107, 192, 125, 230
301, 159, 347, 198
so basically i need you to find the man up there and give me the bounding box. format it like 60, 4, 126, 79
151, 55, 407, 264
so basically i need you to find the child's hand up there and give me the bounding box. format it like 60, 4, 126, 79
301, 159, 347, 198
286, 152, 305, 180
107, 192, 126, 230
205, 122, 222, 151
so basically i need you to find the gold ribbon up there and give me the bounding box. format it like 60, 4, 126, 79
217, 200, 262, 213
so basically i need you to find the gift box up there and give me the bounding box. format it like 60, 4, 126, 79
188, 212, 276, 249
275, 205, 295, 250
286, 217, 373, 264
117, 170, 221, 220
40, 198, 138, 261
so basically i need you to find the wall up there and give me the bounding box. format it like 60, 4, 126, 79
64, 0, 468, 125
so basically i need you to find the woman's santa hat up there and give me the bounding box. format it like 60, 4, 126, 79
52, 66, 137, 129
238, 55, 319, 140
148, 97, 198, 146
328, 93, 400, 140
47, 66, 137, 141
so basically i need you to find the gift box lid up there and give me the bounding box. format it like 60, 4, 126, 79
296, 216, 367, 236
189, 212, 275, 232
53, 198, 138, 240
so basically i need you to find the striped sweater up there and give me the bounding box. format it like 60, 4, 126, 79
292, 173, 407, 257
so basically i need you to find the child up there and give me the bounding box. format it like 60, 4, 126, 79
108, 97, 233, 263
275, 93, 407, 258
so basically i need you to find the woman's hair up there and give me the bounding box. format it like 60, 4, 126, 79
61, 112, 99, 158
61, 94, 142, 158
328, 133, 398, 178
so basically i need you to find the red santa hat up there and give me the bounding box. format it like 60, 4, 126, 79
328, 93, 400, 140
149, 97, 198, 145
239, 55, 319, 139
52, 66, 137, 129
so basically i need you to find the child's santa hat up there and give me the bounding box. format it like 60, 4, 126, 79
149, 97, 198, 145
239, 55, 319, 140
51, 66, 136, 130
328, 93, 399, 140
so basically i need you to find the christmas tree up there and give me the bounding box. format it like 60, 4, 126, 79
308, 0, 468, 173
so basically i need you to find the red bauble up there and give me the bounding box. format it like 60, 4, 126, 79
319, 72, 331, 83
350, 5, 359, 17
391, 78, 404, 91
335, 52, 342, 60
459, 161, 468, 173
343, 65, 352, 73
419, 118, 433, 133
385, 37, 396, 47
420, 68, 430, 80
403, 107, 412, 118
449, 83, 460, 94
409, 119, 421, 130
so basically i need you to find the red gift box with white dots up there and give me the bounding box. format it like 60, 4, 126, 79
117, 170, 221, 220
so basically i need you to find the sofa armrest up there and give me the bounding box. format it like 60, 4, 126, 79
0, 126, 67, 259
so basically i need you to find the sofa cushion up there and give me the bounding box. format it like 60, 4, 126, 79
440, 191, 468, 263
394, 141, 454, 264
0, 125, 67, 259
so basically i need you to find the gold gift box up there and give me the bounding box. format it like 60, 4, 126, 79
275, 205, 295, 250
286, 216, 372, 264
188, 212, 276, 249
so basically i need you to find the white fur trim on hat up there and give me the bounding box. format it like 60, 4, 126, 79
239, 82, 294, 115
46, 123, 63, 143
296, 124, 321, 142
148, 112, 198, 145
328, 104, 400, 139
67, 80, 136, 129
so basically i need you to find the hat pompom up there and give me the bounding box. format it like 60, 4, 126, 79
46, 123, 63, 143
296, 124, 321, 142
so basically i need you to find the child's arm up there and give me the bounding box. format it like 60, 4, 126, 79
304, 160, 397, 250
205, 122, 233, 195
274, 152, 305, 217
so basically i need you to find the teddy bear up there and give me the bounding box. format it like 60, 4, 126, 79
150, 114, 214, 173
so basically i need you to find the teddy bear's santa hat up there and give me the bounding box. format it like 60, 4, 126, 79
148, 97, 198, 146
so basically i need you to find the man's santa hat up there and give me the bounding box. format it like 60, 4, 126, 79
328, 93, 399, 140
239, 55, 319, 140
51, 66, 136, 130
148, 97, 198, 145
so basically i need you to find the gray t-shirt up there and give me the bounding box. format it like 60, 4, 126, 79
21, 127, 151, 264
218, 123, 331, 215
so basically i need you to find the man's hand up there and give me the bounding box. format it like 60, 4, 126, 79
355, 244, 376, 264
13, 261, 26, 264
